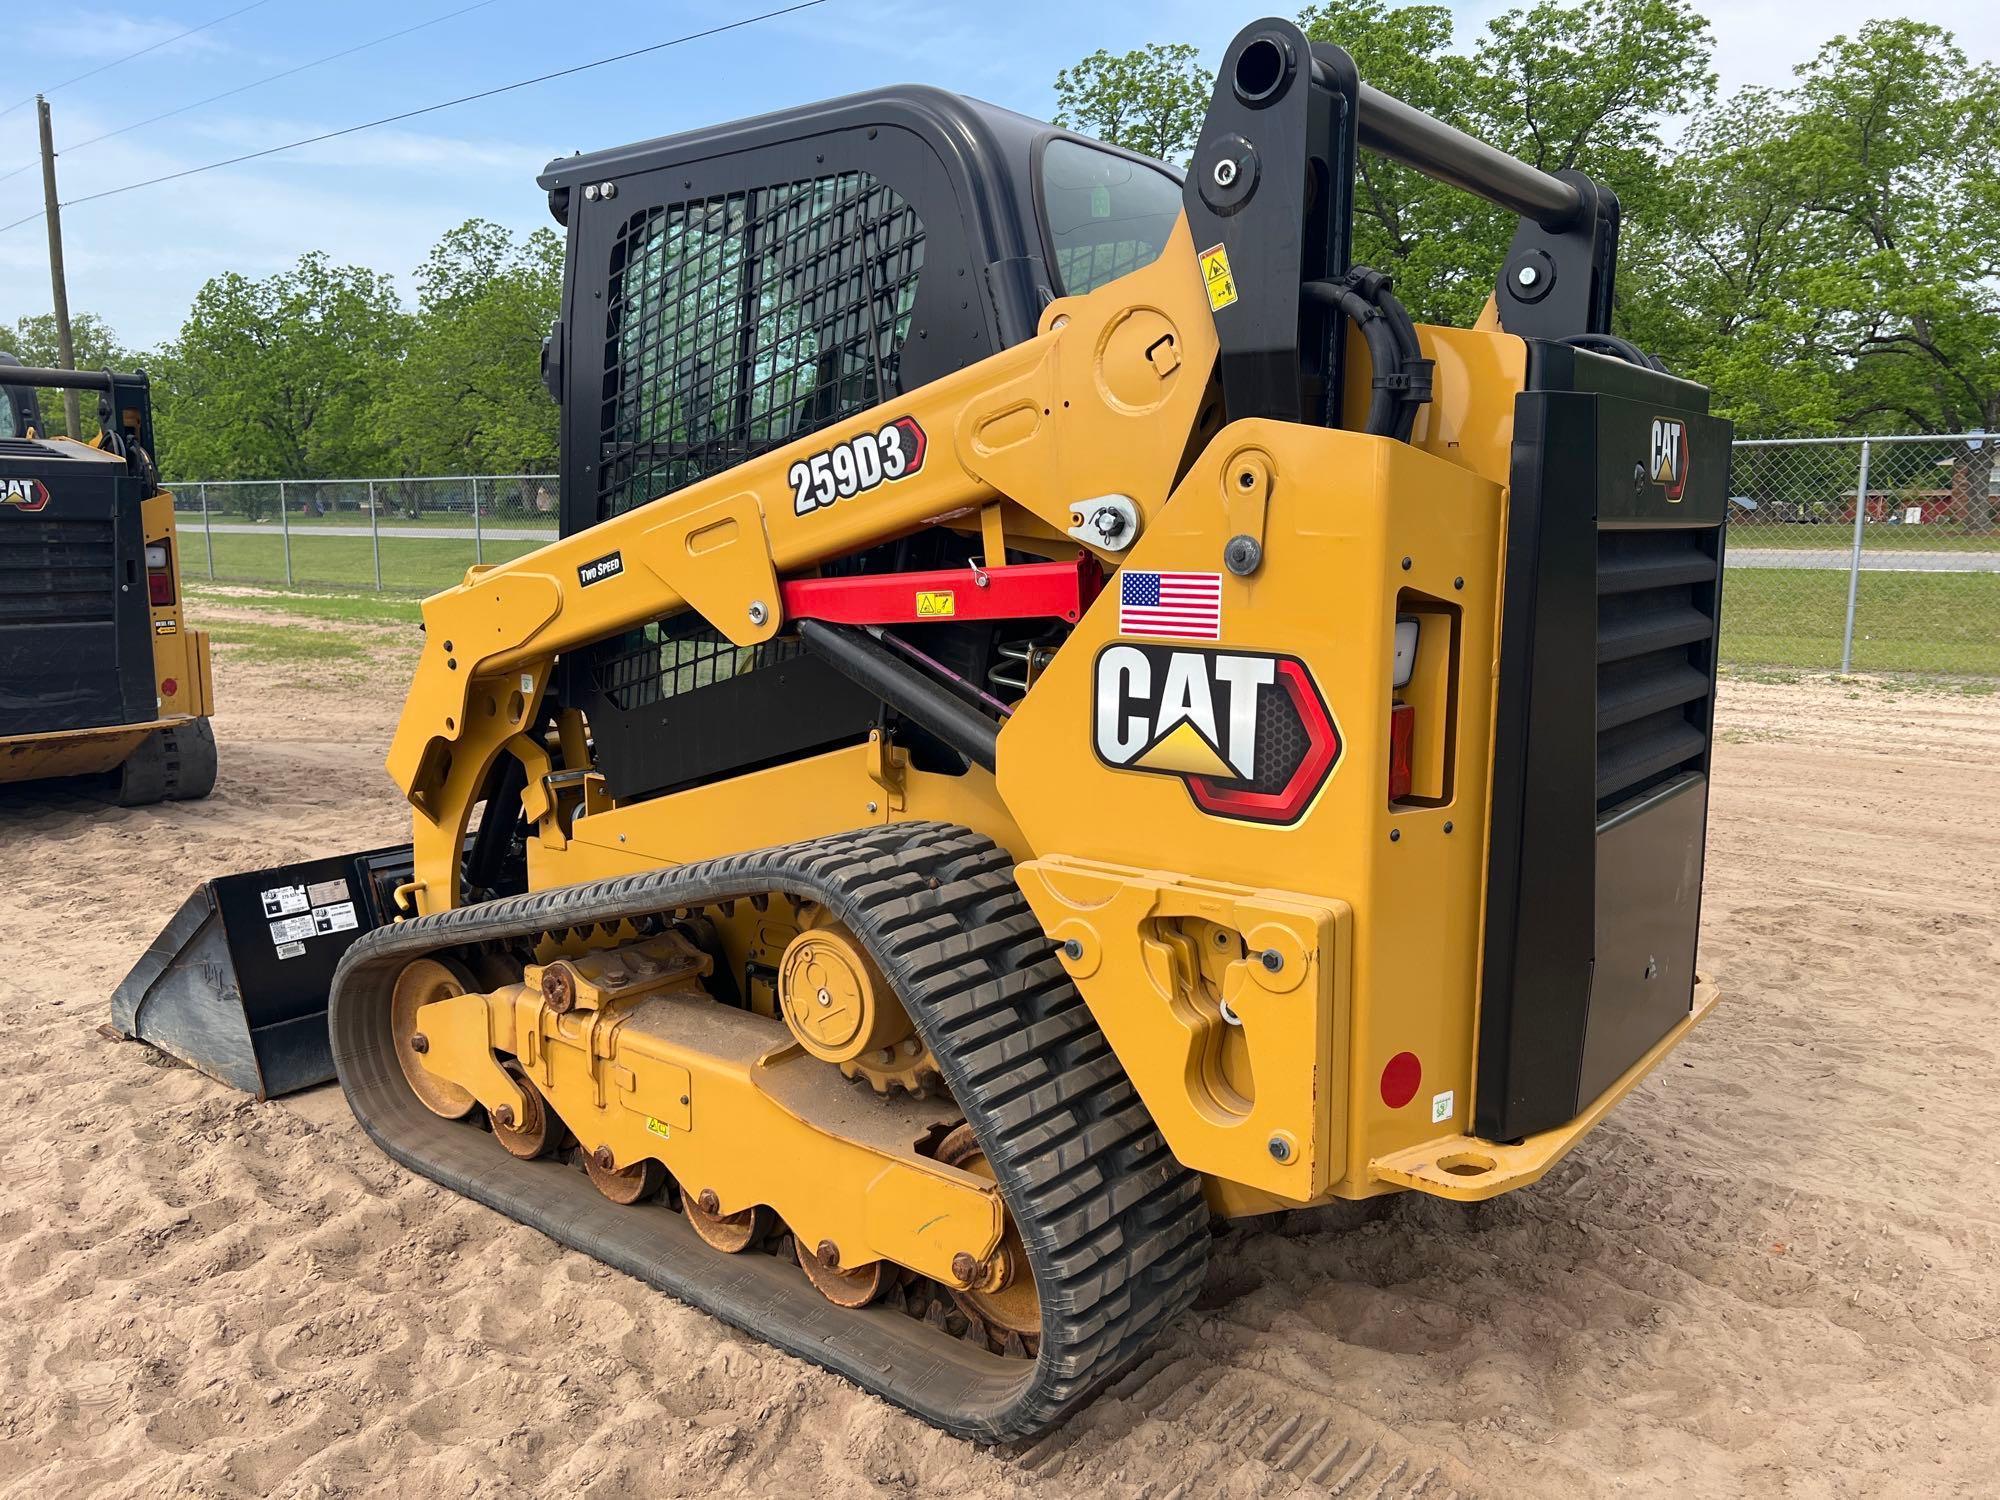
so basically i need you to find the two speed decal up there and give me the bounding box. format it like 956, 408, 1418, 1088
790, 417, 927, 515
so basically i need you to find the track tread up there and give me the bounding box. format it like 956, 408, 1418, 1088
328, 821, 1209, 1440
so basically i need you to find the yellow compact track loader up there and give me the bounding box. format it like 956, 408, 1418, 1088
1, 358, 216, 805
114, 19, 1727, 1438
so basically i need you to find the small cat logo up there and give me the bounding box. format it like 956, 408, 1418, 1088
1649, 418, 1689, 502
1, 477, 51, 513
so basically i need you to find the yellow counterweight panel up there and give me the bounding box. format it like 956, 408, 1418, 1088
997, 419, 1507, 1204
1015, 858, 1351, 1200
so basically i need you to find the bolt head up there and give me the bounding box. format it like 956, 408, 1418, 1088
816, 987, 833, 1007
951, 1251, 980, 1286
1267, 1135, 1292, 1162
1517, 264, 1539, 287
1259, 948, 1284, 973
1061, 938, 1084, 961
747, 600, 769, 626
593, 1146, 616, 1172
697, 1189, 721, 1215
409, 1033, 429, 1054
817, 1239, 841, 1269
866, 800, 879, 814
1212, 158, 1239, 187
1092, 508, 1126, 539
492, 1104, 515, 1129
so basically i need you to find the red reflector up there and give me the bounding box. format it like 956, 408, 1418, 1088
1381, 1051, 1422, 1109
1388, 701, 1415, 802
148, 571, 175, 607
161, 678, 179, 697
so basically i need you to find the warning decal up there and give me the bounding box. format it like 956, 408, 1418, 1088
1199, 243, 1238, 311
306, 877, 349, 907
260, 884, 309, 918
915, 590, 956, 617
313, 901, 359, 935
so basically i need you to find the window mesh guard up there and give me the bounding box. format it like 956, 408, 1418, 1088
596, 171, 925, 527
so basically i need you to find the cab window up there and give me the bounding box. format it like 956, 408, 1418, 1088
1039, 138, 1183, 296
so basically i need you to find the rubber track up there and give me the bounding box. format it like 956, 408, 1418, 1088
328, 822, 1210, 1441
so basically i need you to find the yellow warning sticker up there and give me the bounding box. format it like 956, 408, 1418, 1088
644, 1116, 672, 1139
1199, 242, 1238, 311
915, 590, 957, 617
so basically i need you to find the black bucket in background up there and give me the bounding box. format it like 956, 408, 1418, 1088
111, 843, 417, 1098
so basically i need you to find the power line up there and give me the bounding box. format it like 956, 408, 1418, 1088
0, 0, 828, 236
0, 1, 282, 119
0, 0, 507, 185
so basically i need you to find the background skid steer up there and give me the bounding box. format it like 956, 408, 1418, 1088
1, 359, 216, 807
113, 17, 1728, 1439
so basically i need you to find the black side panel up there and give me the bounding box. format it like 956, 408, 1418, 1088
1477, 346, 1730, 1143
1475, 392, 1599, 1139
0, 452, 152, 736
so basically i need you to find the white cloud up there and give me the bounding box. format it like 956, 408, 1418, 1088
20, 10, 233, 64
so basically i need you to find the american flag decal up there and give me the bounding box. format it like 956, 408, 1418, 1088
1118, 570, 1223, 641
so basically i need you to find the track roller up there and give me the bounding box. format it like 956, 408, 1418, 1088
584, 1148, 666, 1205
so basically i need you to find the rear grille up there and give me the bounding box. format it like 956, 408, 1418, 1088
1596, 528, 1718, 810
0, 517, 116, 624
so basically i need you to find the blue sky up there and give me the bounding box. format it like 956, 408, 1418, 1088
1, 0, 1991, 350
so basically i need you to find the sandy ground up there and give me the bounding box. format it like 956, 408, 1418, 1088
2, 627, 1996, 1499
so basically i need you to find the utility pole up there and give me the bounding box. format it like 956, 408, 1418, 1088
36, 94, 82, 440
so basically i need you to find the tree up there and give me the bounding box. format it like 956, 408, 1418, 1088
1639, 18, 2000, 481
150, 252, 406, 496
1053, 43, 1213, 165
1220, 0, 1714, 326
373, 219, 563, 491
0, 311, 134, 439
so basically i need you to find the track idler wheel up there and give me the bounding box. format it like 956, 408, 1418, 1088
936, 1123, 1041, 1353
797, 1238, 895, 1309
584, 1146, 665, 1205
390, 956, 480, 1120
491, 1064, 560, 1159
684, 1188, 768, 1253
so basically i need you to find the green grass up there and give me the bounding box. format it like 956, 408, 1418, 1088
175, 527, 544, 592
1730, 522, 2000, 552
185, 583, 423, 629
1720, 566, 2000, 675
201, 620, 371, 666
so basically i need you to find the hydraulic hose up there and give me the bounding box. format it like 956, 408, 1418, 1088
1560, 332, 1669, 375
1303, 271, 1433, 440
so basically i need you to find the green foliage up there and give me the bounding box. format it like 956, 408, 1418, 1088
1283, 0, 1710, 326
373, 219, 563, 477
1053, 43, 1213, 165
0, 310, 134, 438
149, 251, 406, 499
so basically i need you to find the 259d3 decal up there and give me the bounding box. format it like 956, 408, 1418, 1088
790, 417, 927, 516
1093, 644, 1340, 826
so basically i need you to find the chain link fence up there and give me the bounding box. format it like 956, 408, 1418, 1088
168, 475, 560, 592
167, 434, 2000, 676
1728, 434, 1997, 676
